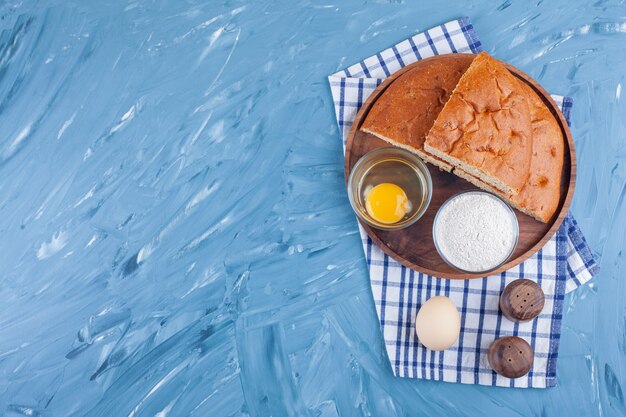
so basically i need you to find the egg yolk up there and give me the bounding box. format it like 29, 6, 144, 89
365, 183, 411, 224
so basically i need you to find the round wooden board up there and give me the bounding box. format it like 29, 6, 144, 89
344, 53, 576, 279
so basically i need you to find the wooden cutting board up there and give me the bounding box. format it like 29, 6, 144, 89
344, 53, 576, 279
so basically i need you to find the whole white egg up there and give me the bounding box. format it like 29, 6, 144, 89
415, 296, 461, 351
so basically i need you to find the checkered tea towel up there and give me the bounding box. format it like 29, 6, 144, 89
328, 17, 599, 388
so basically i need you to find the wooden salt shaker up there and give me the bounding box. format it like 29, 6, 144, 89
488, 336, 534, 378
499, 279, 545, 322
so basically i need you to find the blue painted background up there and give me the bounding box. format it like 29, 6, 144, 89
0, 1, 623, 416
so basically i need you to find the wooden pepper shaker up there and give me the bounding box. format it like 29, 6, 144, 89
499, 279, 545, 322
488, 336, 534, 378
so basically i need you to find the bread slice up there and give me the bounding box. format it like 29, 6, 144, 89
451, 82, 564, 222
424, 52, 533, 195
361, 55, 475, 172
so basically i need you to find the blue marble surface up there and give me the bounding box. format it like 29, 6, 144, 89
0, 1, 623, 416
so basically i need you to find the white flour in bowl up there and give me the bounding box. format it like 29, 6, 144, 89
434, 192, 518, 273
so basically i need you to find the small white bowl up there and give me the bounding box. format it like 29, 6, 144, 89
432, 191, 519, 274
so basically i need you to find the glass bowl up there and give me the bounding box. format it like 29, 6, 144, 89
347, 147, 432, 231
432, 190, 520, 274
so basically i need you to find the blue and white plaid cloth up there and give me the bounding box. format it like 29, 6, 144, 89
328, 17, 599, 388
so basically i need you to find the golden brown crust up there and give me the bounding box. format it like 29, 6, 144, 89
508, 82, 563, 222
361, 55, 475, 172
424, 52, 533, 195
451, 83, 564, 223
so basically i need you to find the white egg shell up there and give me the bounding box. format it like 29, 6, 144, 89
415, 296, 461, 351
